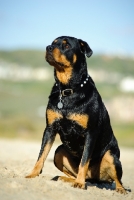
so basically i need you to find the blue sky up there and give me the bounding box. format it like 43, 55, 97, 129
0, 0, 134, 55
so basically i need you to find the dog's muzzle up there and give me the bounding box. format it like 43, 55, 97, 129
45, 45, 55, 63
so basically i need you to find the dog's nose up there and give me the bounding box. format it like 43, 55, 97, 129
46, 45, 54, 52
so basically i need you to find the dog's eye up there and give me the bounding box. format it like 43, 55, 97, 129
64, 44, 70, 49
62, 43, 70, 50
65, 44, 70, 49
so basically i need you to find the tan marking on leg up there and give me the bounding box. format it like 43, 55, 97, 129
99, 150, 114, 182
100, 150, 126, 194
62, 166, 76, 179
67, 113, 89, 129
72, 160, 90, 189
54, 146, 90, 189
85, 151, 126, 193
59, 176, 75, 184
47, 109, 63, 125
54, 147, 78, 177
54, 145, 79, 185
25, 142, 53, 178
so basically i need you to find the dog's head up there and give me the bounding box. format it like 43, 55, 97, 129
45, 36, 93, 84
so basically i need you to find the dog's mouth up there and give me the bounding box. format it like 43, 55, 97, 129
45, 52, 54, 64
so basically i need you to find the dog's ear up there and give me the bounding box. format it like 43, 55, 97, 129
78, 39, 93, 57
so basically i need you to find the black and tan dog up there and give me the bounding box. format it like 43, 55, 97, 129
26, 36, 126, 194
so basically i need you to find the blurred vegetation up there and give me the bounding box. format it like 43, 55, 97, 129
0, 50, 134, 147
0, 50, 134, 74
0, 79, 53, 140
88, 55, 134, 76
0, 50, 49, 67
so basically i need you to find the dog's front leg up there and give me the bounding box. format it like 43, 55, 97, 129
25, 127, 56, 178
72, 133, 94, 189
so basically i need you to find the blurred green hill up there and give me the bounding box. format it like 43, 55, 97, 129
0, 50, 134, 75
0, 50, 134, 147
0, 50, 48, 67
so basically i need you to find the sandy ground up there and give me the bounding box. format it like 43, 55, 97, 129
0, 139, 134, 200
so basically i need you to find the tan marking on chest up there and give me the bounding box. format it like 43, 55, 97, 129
47, 109, 63, 125
76, 159, 90, 185
67, 113, 89, 129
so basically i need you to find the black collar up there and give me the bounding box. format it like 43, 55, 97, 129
55, 74, 90, 97
54, 74, 90, 109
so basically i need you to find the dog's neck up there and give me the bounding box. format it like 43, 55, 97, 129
54, 70, 89, 90
54, 62, 88, 90
54, 71, 90, 109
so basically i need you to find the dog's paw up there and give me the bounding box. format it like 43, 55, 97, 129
25, 172, 39, 178
72, 181, 85, 189
116, 187, 127, 194
25, 174, 35, 178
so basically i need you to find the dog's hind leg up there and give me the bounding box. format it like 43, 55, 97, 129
54, 145, 79, 183
99, 150, 126, 194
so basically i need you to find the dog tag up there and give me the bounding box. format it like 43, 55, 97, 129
57, 101, 63, 109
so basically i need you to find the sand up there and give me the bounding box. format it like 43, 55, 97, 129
0, 139, 134, 200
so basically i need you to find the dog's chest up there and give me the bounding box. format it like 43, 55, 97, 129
59, 118, 85, 157
47, 108, 88, 130
47, 108, 87, 156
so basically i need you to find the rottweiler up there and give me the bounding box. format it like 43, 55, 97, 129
26, 36, 126, 194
